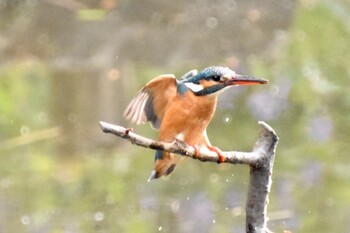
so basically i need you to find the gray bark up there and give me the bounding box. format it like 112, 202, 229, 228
99, 121, 279, 232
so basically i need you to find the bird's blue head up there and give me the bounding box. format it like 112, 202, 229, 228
179, 66, 267, 96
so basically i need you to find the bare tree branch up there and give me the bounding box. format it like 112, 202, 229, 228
99, 121, 278, 233
245, 122, 279, 233
99, 121, 272, 165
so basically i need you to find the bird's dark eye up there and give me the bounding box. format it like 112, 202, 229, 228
212, 75, 221, 81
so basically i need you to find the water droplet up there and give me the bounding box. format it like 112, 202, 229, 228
186, 197, 190, 201
212, 219, 216, 224
158, 226, 163, 231
270, 85, 280, 96
210, 173, 219, 183
171, 200, 180, 213
222, 115, 232, 124
21, 215, 30, 225
94, 212, 104, 221
20, 126, 30, 136
37, 111, 48, 123
225, 179, 229, 183
225, 0, 237, 11
206, 16, 218, 29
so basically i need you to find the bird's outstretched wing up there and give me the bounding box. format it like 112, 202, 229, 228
123, 74, 177, 130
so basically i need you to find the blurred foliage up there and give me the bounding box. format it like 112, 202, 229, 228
0, 0, 350, 233
0, 60, 50, 138
248, 1, 350, 232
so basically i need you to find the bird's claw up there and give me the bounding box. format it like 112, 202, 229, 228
192, 145, 200, 158
206, 145, 225, 163
122, 128, 133, 138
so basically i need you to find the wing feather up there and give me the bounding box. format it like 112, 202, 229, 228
124, 74, 177, 130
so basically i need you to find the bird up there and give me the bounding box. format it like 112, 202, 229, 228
123, 66, 267, 180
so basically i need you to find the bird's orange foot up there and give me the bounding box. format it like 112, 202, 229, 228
192, 145, 200, 159
206, 145, 225, 163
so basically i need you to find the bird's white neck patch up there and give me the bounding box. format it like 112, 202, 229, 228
184, 82, 204, 92
175, 133, 185, 141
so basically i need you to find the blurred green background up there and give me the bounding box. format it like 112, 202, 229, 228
1, 0, 350, 232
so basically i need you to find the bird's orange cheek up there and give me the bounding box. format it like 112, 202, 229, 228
199, 79, 218, 88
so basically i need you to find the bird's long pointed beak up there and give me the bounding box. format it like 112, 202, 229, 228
226, 74, 268, 86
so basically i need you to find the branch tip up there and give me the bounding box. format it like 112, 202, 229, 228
258, 121, 279, 141
99, 121, 108, 133
99, 120, 278, 233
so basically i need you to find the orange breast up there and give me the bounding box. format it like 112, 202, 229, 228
158, 91, 217, 145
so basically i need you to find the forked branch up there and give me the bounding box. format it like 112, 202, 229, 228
99, 121, 278, 233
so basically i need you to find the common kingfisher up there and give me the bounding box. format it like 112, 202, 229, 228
124, 66, 267, 180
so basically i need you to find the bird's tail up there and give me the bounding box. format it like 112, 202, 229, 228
148, 150, 177, 181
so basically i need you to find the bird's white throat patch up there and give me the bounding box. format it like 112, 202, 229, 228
184, 82, 204, 92
175, 133, 185, 141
